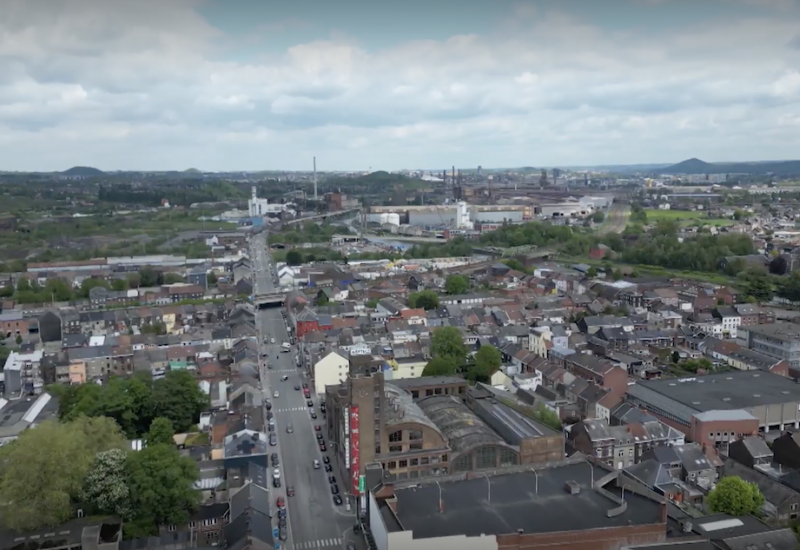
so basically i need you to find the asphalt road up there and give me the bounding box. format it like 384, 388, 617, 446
250, 235, 358, 550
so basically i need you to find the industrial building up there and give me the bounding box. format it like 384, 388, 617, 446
368, 204, 531, 228
247, 186, 283, 221
365, 458, 668, 550
626, 370, 800, 434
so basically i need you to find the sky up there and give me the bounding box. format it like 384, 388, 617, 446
1, 0, 799, 172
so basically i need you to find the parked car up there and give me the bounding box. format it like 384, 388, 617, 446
333, 495, 343, 506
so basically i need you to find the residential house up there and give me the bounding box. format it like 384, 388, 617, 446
312, 350, 350, 397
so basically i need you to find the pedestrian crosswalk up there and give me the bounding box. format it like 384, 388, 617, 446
293, 538, 342, 549
275, 407, 310, 413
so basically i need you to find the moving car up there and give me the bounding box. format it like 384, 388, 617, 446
287, 485, 295, 496
282, 342, 291, 349
270, 338, 275, 344
286, 425, 293, 433
281, 375, 289, 381
273, 391, 280, 398
294, 384, 301, 391
313, 459, 320, 469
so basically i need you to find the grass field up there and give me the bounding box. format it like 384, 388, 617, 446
644, 209, 735, 227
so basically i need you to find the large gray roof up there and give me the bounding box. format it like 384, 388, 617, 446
416, 394, 507, 453
383, 383, 443, 438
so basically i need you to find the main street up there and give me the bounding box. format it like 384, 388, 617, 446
249, 233, 357, 550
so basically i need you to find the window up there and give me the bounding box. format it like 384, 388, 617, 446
629, 449, 634, 456
411, 458, 419, 466
421, 457, 429, 465
476, 446, 498, 469
399, 459, 408, 468
387, 461, 397, 469
389, 445, 402, 453
499, 448, 517, 467
792, 504, 799, 511
434, 388, 442, 395
203, 518, 217, 527
375, 445, 381, 455
409, 470, 419, 478
168, 525, 177, 532
431, 456, 439, 464
388, 430, 403, 443
408, 430, 423, 440
189, 522, 196, 529
409, 442, 422, 451
206, 532, 219, 544
426, 389, 433, 396
618, 450, 624, 457
441, 455, 448, 462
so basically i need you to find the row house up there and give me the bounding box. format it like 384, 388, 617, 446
569, 418, 685, 470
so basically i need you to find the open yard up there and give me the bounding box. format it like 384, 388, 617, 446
644, 209, 735, 227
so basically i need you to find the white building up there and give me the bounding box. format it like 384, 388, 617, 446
313, 351, 350, 396
248, 186, 283, 218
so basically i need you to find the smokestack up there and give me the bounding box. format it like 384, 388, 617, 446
313, 157, 318, 202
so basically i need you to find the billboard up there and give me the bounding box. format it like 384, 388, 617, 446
344, 406, 351, 468
350, 405, 360, 496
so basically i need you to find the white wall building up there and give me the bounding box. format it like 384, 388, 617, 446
313, 351, 350, 396
248, 186, 283, 218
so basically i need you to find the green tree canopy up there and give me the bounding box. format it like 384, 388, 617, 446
421, 357, 457, 377
286, 250, 303, 266
470, 345, 501, 381
145, 417, 175, 447
125, 444, 200, 537
445, 275, 469, 295
431, 326, 467, 368
408, 290, 439, 310
706, 476, 765, 516
0, 416, 126, 531
587, 267, 598, 277
50, 370, 207, 438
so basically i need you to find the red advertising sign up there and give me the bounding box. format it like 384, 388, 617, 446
350, 405, 360, 495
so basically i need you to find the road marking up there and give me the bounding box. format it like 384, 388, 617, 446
295, 539, 342, 549
275, 407, 307, 413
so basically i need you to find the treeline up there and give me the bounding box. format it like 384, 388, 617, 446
619, 233, 753, 273
99, 181, 247, 207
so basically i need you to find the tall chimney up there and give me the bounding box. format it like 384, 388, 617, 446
313, 157, 318, 202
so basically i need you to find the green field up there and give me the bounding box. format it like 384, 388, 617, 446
644, 209, 735, 227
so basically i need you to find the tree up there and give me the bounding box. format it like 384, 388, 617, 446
16, 277, 30, 292
78, 277, 109, 298
445, 275, 469, 295
111, 278, 128, 291
286, 250, 303, 266
769, 255, 788, 276
366, 298, 379, 308
612, 268, 623, 281
163, 273, 184, 284
742, 272, 773, 302
706, 476, 765, 516
671, 351, 681, 364
0, 416, 126, 530
145, 417, 175, 447
139, 266, 159, 287
421, 357, 457, 377
206, 272, 218, 285
587, 267, 598, 278
409, 290, 439, 310
470, 345, 501, 381
82, 449, 132, 519
125, 444, 200, 537
431, 326, 467, 368
15, 334, 22, 345
591, 211, 605, 223
152, 370, 210, 433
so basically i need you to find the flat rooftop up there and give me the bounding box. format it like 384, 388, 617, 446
639, 371, 800, 411
390, 462, 662, 539
742, 322, 800, 342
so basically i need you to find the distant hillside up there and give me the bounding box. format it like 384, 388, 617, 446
62, 166, 104, 176
662, 158, 800, 176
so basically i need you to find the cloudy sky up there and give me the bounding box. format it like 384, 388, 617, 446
1, 0, 799, 172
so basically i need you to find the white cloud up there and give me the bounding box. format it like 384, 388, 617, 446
0, 0, 799, 170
